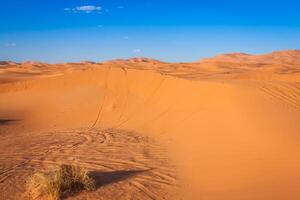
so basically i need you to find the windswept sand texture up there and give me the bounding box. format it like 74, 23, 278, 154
0, 50, 300, 199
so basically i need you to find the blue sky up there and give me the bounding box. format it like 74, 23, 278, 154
1, 0, 300, 63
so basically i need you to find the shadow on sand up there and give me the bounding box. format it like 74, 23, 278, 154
63, 169, 149, 199
0, 119, 19, 126
90, 169, 149, 188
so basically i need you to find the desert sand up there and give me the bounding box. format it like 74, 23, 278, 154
0, 50, 300, 199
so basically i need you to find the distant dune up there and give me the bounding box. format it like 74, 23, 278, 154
200, 49, 300, 63
0, 50, 300, 200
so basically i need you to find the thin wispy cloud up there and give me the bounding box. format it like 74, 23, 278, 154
133, 49, 141, 53
64, 5, 102, 14
5, 42, 17, 47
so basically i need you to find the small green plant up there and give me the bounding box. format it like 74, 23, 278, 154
27, 164, 95, 200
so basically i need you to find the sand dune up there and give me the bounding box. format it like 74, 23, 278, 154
0, 50, 300, 199
200, 50, 300, 63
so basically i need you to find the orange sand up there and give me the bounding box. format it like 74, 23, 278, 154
0, 50, 300, 199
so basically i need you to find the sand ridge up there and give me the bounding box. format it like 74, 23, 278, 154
0, 50, 300, 199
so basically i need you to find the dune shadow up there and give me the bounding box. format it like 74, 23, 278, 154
90, 169, 149, 188
0, 119, 19, 126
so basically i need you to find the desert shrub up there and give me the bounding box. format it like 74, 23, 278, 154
27, 164, 95, 200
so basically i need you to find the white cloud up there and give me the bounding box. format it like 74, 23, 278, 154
65, 5, 102, 13
133, 49, 141, 53
5, 43, 17, 47
77, 5, 101, 12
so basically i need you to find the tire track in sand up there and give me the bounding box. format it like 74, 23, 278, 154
0, 128, 179, 200
258, 81, 300, 110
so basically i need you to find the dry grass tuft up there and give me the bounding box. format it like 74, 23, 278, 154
27, 164, 95, 200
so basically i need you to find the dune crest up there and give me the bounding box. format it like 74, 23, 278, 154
200, 49, 300, 63
0, 50, 300, 200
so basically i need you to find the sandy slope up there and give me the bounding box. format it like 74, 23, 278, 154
0, 50, 300, 200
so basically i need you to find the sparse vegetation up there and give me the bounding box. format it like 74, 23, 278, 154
27, 164, 95, 200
